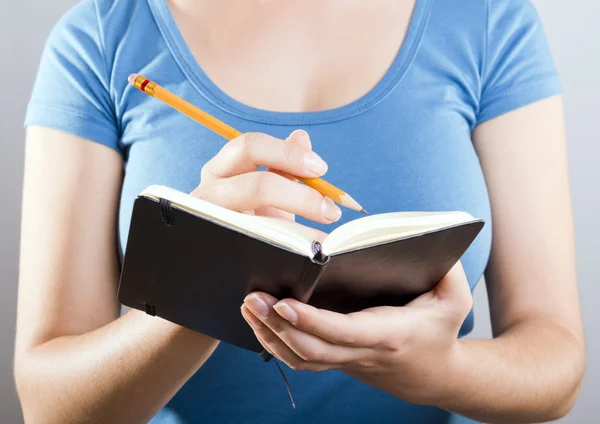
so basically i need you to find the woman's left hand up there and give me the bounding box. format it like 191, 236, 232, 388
241, 262, 473, 405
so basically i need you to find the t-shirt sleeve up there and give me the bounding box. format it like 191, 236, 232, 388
24, 0, 122, 155
476, 0, 562, 125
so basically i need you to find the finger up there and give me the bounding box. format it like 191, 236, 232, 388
258, 131, 311, 220
288, 129, 312, 150
267, 169, 298, 183
240, 305, 293, 363
431, 262, 470, 300
271, 297, 404, 348
264, 130, 312, 183
243, 293, 360, 366
252, 217, 328, 243
241, 304, 327, 372
201, 131, 327, 183
193, 171, 342, 224
253, 206, 295, 221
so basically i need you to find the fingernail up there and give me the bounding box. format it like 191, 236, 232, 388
304, 151, 328, 176
244, 294, 269, 319
322, 197, 342, 222
274, 303, 299, 323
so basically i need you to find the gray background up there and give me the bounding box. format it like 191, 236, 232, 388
0, 1, 597, 422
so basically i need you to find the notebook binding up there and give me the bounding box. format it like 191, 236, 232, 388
311, 240, 321, 256
311, 240, 328, 264
159, 198, 175, 226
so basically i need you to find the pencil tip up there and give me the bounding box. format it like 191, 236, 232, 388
337, 194, 366, 214
128, 73, 138, 85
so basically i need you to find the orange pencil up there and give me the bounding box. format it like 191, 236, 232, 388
128, 74, 366, 213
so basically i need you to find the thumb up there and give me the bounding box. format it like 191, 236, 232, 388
431, 261, 473, 318
286, 129, 312, 150
406, 262, 472, 310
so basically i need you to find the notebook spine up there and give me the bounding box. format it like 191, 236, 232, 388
310, 240, 328, 264
293, 243, 329, 303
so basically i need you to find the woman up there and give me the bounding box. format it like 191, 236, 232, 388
15, 0, 584, 423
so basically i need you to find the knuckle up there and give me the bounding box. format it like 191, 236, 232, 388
307, 363, 329, 373
295, 348, 311, 362
240, 132, 259, 160
249, 172, 273, 204
312, 350, 330, 363
200, 162, 213, 182
377, 330, 408, 353
300, 187, 324, 215
190, 184, 207, 201
462, 293, 474, 312
297, 346, 327, 363
284, 142, 299, 165
455, 300, 473, 323
338, 334, 357, 347
451, 291, 474, 320
269, 319, 286, 335
288, 360, 306, 371
378, 339, 400, 353
337, 316, 361, 346
356, 359, 377, 369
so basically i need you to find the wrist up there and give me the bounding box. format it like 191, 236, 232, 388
408, 339, 467, 408
424, 339, 469, 409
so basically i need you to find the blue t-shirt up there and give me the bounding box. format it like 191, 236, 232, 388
25, 0, 561, 422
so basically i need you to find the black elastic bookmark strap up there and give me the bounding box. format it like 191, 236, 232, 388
274, 358, 296, 409
259, 349, 273, 362
260, 350, 295, 408
159, 198, 175, 225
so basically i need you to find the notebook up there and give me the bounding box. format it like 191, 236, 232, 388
117, 185, 484, 353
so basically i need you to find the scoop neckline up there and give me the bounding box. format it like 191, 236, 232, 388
148, 0, 432, 126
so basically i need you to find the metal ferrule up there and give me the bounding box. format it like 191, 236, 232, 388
133, 75, 157, 95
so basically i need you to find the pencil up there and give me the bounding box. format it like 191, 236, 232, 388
128, 74, 366, 214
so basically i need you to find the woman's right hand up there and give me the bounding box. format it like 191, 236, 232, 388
191, 130, 342, 224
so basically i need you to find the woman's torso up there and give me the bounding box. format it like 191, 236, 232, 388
90, 0, 492, 422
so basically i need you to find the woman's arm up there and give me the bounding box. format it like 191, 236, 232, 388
443, 94, 585, 421
14, 127, 334, 424
14, 127, 219, 424
240, 96, 585, 423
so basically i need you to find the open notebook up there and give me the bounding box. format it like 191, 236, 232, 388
118, 185, 484, 353
141, 185, 478, 258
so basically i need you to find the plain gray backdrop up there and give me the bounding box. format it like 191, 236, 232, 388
0, 1, 598, 422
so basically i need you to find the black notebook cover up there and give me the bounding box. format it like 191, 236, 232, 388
117, 196, 484, 353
